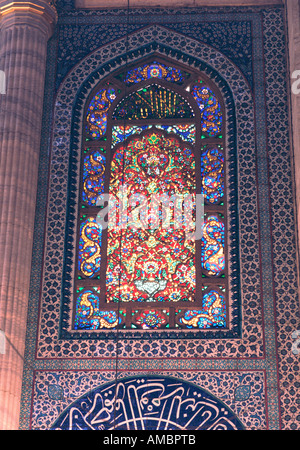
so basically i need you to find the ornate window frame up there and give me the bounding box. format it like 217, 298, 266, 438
60, 49, 241, 340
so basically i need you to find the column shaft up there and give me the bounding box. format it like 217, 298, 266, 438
0, 1, 56, 429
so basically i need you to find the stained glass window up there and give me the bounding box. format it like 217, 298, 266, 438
86, 86, 116, 139
201, 215, 225, 277
78, 217, 102, 278
112, 124, 196, 147
201, 145, 224, 204
191, 82, 222, 137
106, 132, 196, 304
112, 85, 194, 120
176, 287, 226, 329
75, 59, 227, 332
82, 150, 106, 205
74, 287, 125, 330
117, 61, 187, 85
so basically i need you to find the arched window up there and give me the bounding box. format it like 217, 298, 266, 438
74, 58, 227, 332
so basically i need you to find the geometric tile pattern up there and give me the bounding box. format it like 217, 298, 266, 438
32, 371, 265, 430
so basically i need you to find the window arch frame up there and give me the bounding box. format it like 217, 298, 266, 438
73, 55, 229, 333
56, 51, 244, 340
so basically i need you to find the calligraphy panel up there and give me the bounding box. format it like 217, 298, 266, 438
112, 85, 194, 120
50, 375, 245, 430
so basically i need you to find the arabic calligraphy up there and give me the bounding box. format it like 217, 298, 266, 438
51, 376, 244, 430
112, 85, 194, 121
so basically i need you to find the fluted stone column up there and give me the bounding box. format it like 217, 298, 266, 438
0, 1, 57, 429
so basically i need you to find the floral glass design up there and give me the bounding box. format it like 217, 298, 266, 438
112, 124, 196, 147
86, 87, 116, 139
78, 217, 102, 278
192, 83, 222, 137
106, 131, 196, 304
132, 308, 169, 329
201, 215, 225, 277
74, 288, 124, 330
82, 151, 106, 206
119, 61, 186, 85
176, 287, 226, 329
201, 145, 224, 204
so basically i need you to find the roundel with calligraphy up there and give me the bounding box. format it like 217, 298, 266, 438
50, 375, 244, 430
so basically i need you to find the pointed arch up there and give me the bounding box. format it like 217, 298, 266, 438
56, 26, 250, 339
72, 55, 229, 333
